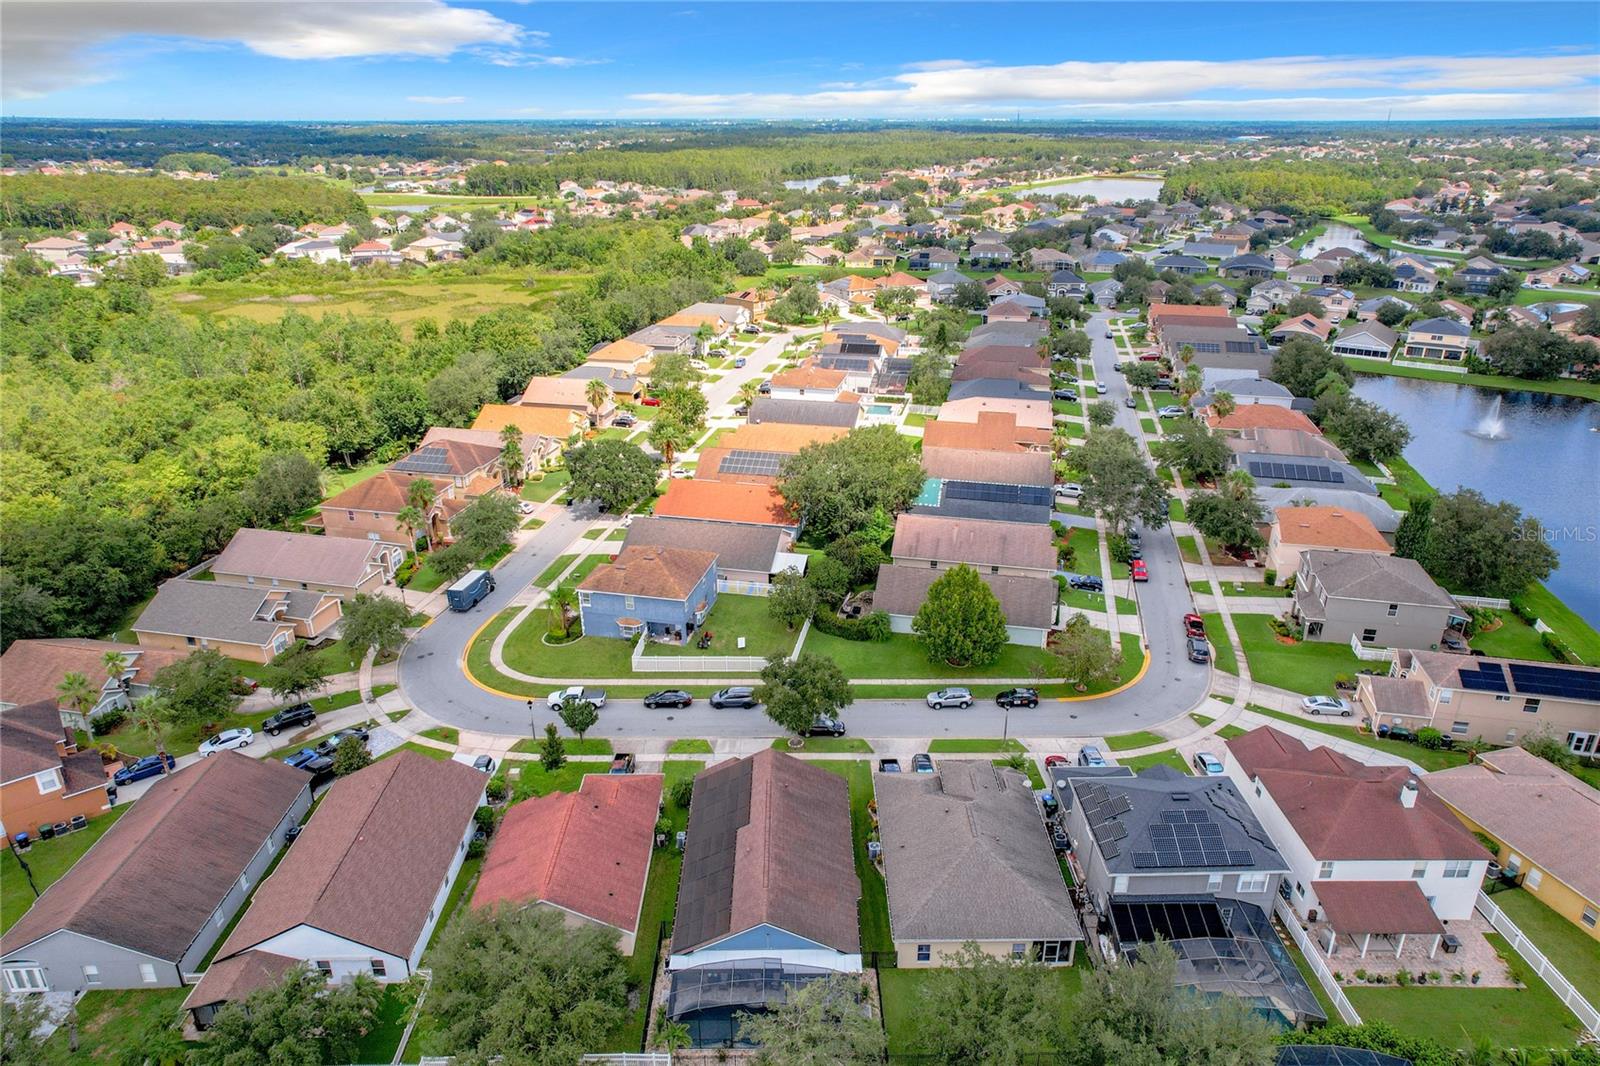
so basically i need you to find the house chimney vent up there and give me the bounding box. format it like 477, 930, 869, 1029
1400, 778, 1419, 809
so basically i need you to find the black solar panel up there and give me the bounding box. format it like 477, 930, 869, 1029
943, 480, 1052, 507
1459, 661, 1510, 693
1247, 459, 1345, 485
1508, 662, 1600, 701
716, 449, 785, 477
391, 445, 454, 475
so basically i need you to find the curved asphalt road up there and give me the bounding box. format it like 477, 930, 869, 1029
401, 310, 1210, 741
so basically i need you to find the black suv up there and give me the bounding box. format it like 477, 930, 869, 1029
996, 688, 1040, 708
314, 727, 370, 757
262, 703, 317, 736
710, 687, 760, 709
1069, 575, 1104, 592
806, 716, 846, 737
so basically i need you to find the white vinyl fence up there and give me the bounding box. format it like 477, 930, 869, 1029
1275, 897, 1362, 1025
1348, 635, 1395, 663
1455, 595, 1512, 610
1477, 891, 1600, 1035
630, 633, 764, 673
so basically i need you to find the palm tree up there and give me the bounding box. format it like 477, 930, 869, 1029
737, 380, 762, 412
102, 650, 128, 689
405, 479, 437, 552
497, 424, 525, 487
56, 672, 96, 717
585, 377, 610, 427
396, 505, 426, 553
130, 695, 169, 755
648, 419, 695, 476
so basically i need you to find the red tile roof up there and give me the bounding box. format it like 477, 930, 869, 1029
473, 774, 662, 932
653, 481, 793, 526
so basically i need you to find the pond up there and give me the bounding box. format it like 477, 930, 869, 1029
1300, 222, 1372, 259
1023, 176, 1165, 202
1352, 375, 1600, 628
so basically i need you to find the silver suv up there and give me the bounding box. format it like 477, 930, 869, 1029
925, 687, 973, 709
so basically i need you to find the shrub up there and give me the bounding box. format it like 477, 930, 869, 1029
466, 837, 486, 859
1540, 630, 1573, 663
473, 805, 497, 833
1107, 534, 1133, 564
1282, 574, 1297, 592
1263, 569, 1277, 586
1416, 727, 1445, 750
809, 608, 891, 642
485, 777, 506, 803
669, 777, 694, 811
90, 708, 126, 736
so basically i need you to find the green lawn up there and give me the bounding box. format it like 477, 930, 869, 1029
1348, 356, 1600, 403
1064, 527, 1100, 577
1191, 713, 1249, 740
813, 760, 892, 954
1103, 729, 1167, 751
1346, 933, 1584, 1051
534, 553, 579, 588
1120, 750, 1191, 774
500, 615, 639, 679
770, 736, 871, 752
2, 807, 129, 932
381, 741, 453, 761
407, 542, 515, 593
494, 759, 605, 804
508, 737, 613, 755
927, 738, 1026, 753
1490, 887, 1600, 1007
520, 468, 571, 502
1198, 613, 1240, 676
1518, 582, 1600, 666
1176, 535, 1201, 564
1216, 582, 1292, 599
640, 594, 800, 661
1470, 610, 1560, 662
39, 987, 193, 1065
998, 757, 1046, 789
801, 629, 1059, 680
879, 960, 1087, 1056
1168, 497, 1186, 522
418, 726, 459, 745
1246, 705, 1471, 772
1232, 614, 1369, 695
667, 739, 713, 754
351, 982, 420, 1065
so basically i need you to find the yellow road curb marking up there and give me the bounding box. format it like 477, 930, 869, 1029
1055, 644, 1151, 702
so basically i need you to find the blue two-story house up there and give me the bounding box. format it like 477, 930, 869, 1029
577, 545, 719, 643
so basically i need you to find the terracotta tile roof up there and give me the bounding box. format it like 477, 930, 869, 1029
1427, 747, 1600, 904
322, 471, 452, 515
1147, 302, 1232, 331
0, 753, 308, 962
0, 639, 181, 710
0, 699, 73, 782
1313, 880, 1444, 936
472, 404, 584, 439
473, 774, 663, 932
578, 545, 717, 600
211, 529, 399, 588
719, 423, 846, 454
879, 271, 925, 289
919, 411, 1050, 453
519, 376, 614, 410
1274, 314, 1334, 341
660, 310, 734, 329
769, 360, 847, 391
589, 339, 653, 365
1224, 727, 1486, 862
653, 481, 793, 526
1272, 507, 1392, 554
891, 513, 1056, 573
1208, 405, 1323, 435
213, 752, 484, 961
182, 950, 300, 1013
674, 750, 860, 954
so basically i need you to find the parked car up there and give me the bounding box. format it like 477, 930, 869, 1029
1186, 636, 1211, 663
610, 753, 636, 774
1301, 695, 1353, 717
1157, 405, 1186, 418
1094, 381, 1108, 395
613, 413, 637, 428
472, 755, 496, 773
446, 569, 496, 612
996, 688, 1040, 708
1043, 754, 1070, 770
1192, 751, 1225, 776
710, 686, 759, 709
911, 753, 935, 774
1124, 396, 1136, 408
807, 716, 846, 737
1076, 746, 1107, 768
233, 676, 260, 693
926, 687, 973, 709
1056, 482, 1084, 500
262, 702, 316, 737
547, 686, 607, 711
1130, 560, 1149, 582
644, 689, 693, 709
878, 758, 902, 773
1069, 575, 1104, 592
282, 748, 322, 769
640, 396, 661, 407
114, 752, 175, 785
314, 727, 370, 758
757, 381, 772, 394
1104, 328, 1114, 338
1441, 635, 1469, 653
742, 324, 761, 335
198, 728, 253, 756
733, 356, 747, 368
733, 403, 749, 417
519, 500, 537, 515
1054, 389, 1079, 401
1183, 613, 1207, 639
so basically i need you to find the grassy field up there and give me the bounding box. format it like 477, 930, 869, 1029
801, 629, 1059, 680
1198, 613, 1240, 676
521, 468, 572, 503
2, 807, 129, 932
39, 987, 192, 1064
639, 594, 800, 661
1064, 527, 1100, 577
1518, 582, 1600, 666
1231, 615, 1369, 695
1470, 609, 1560, 662
1490, 887, 1600, 1006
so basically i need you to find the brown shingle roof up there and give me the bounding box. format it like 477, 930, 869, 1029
1224, 727, 1486, 862
181, 950, 300, 1012
872, 564, 1055, 630
0, 640, 181, 714
211, 529, 398, 588
673, 750, 859, 955
322, 471, 451, 515
519, 376, 614, 410
473, 774, 663, 932
719, 423, 847, 454
0, 753, 308, 961
919, 411, 1049, 453
578, 546, 717, 600
213, 752, 484, 961
922, 447, 1054, 487
891, 513, 1056, 573
653, 481, 793, 527
390, 438, 502, 478
0, 700, 73, 782
1314, 880, 1444, 936
1272, 507, 1392, 554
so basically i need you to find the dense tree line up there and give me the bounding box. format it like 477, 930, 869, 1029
1161, 160, 1427, 215
0, 173, 368, 230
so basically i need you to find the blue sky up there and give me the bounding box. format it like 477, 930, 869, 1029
5, 2, 1598, 121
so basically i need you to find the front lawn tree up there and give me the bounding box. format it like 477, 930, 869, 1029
736, 972, 886, 1065
339, 593, 411, 659
191, 965, 381, 1066
1186, 473, 1267, 556
912, 564, 1009, 668
539, 722, 566, 771
332, 735, 371, 776
152, 648, 241, 731
1054, 615, 1122, 692
1087, 400, 1117, 428
768, 567, 819, 631
263, 641, 330, 705
1072, 428, 1170, 535
777, 426, 925, 543
1156, 419, 1232, 482
758, 652, 852, 738
557, 698, 599, 741
565, 438, 659, 513
1125, 362, 1159, 389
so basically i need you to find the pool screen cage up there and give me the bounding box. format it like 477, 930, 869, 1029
668, 958, 841, 1047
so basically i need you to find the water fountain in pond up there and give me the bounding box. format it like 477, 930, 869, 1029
1471, 395, 1508, 440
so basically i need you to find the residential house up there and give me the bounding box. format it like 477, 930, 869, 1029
1267, 506, 1393, 577
1428, 748, 1600, 941
318, 470, 461, 547
1393, 261, 1439, 294
401, 235, 464, 262
625, 323, 697, 358
348, 240, 402, 267
0, 640, 182, 724
183, 752, 485, 1026
1401, 317, 1477, 362
1437, 299, 1475, 326
967, 242, 1013, 268
1525, 263, 1590, 288
1218, 253, 1275, 279
1092, 226, 1134, 250
1224, 727, 1490, 961
968, 320, 1048, 347
1246, 279, 1302, 314
919, 410, 1050, 453
872, 564, 1054, 646
922, 446, 1052, 489
577, 546, 718, 643
936, 394, 1053, 432
471, 404, 586, 445
667, 751, 860, 1046
1181, 241, 1242, 261
1208, 404, 1323, 436
1356, 296, 1412, 322
767, 359, 848, 402
984, 275, 1023, 302
1045, 270, 1087, 298
1269, 315, 1334, 345
422, 424, 557, 474
1146, 302, 1233, 342
1304, 287, 1356, 320
1152, 254, 1208, 276
133, 580, 341, 664
985, 295, 1046, 322
652, 481, 798, 534
0, 701, 112, 847
820, 273, 881, 309
622, 517, 798, 592
1028, 248, 1076, 272
695, 423, 846, 485
1199, 283, 1239, 308
1, 754, 309, 996
1292, 551, 1460, 649
720, 288, 775, 318
1257, 487, 1402, 537
925, 268, 974, 302
473, 774, 664, 953
587, 338, 656, 375
391, 437, 505, 497
1224, 427, 1346, 463
1233, 452, 1377, 496
877, 761, 1082, 967
1081, 250, 1128, 272
1455, 257, 1508, 295
23, 237, 90, 264
889, 514, 1056, 579
746, 397, 859, 429
1086, 278, 1124, 307
946, 377, 1049, 405
1287, 261, 1339, 286
905, 247, 958, 272
1331, 321, 1398, 360
1359, 651, 1600, 754
1160, 324, 1272, 375
519, 375, 616, 426
209, 529, 405, 600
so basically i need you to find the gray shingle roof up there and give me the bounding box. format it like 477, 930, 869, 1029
747, 397, 859, 428
872, 564, 1055, 629
623, 517, 783, 574
876, 762, 1083, 943
135, 581, 305, 646
1300, 550, 1455, 608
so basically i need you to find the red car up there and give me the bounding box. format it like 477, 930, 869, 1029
640, 396, 662, 407
1131, 560, 1149, 582
1043, 754, 1069, 770
1183, 613, 1206, 638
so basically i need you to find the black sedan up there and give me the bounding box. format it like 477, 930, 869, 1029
996, 688, 1040, 708
806, 716, 846, 737
644, 689, 694, 709
314, 727, 370, 757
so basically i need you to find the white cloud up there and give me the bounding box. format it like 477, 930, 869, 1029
625, 52, 1600, 119
2, 0, 522, 99
407, 95, 467, 105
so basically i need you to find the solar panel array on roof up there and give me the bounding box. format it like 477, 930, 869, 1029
943, 480, 1052, 508
1459, 661, 1509, 693
391, 446, 453, 475
1247, 460, 1345, 484
818, 355, 875, 372
1129, 809, 1255, 869
1508, 662, 1600, 701
715, 450, 785, 478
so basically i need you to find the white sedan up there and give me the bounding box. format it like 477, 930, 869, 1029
199, 727, 254, 756
1301, 695, 1354, 717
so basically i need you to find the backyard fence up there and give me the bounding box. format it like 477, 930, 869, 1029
1392, 358, 1468, 374
716, 578, 771, 597
1274, 898, 1362, 1025
630, 634, 766, 673
1476, 890, 1600, 1035
1347, 635, 1395, 663
1455, 595, 1513, 610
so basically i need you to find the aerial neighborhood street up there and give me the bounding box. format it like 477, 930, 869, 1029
3, 7, 1600, 1063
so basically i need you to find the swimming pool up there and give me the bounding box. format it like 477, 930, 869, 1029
866, 403, 894, 415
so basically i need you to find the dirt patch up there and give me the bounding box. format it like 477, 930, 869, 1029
169, 292, 205, 303
1273, 635, 1299, 646
284, 294, 320, 304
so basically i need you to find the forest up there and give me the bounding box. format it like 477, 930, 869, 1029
1159, 159, 1435, 215
0, 173, 368, 230
0, 220, 736, 649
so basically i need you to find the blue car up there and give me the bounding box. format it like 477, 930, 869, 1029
113, 752, 175, 786
282, 748, 321, 769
